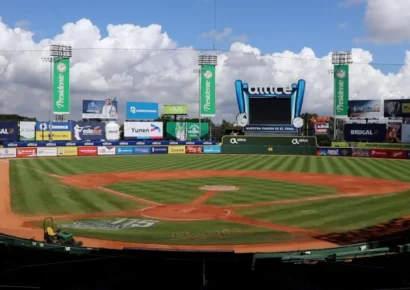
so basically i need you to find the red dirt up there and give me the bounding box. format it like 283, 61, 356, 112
2, 165, 410, 253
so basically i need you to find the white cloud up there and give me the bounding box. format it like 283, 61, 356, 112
0, 17, 410, 124
200, 27, 232, 41
14, 20, 30, 30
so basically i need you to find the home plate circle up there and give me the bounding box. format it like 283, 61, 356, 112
141, 205, 231, 221
199, 185, 239, 191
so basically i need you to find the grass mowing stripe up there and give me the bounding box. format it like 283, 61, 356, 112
365, 159, 406, 181
317, 157, 336, 175
274, 156, 297, 171
329, 157, 353, 175
375, 159, 410, 181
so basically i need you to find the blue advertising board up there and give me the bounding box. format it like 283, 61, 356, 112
35, 122, 72, 131
82, 99, 118, 119
115, 146, 135, 155
0, 122, 18, 142
126, 102, 159, 120
72, 122, 105, 141
151, 146, 168, 154
134, 146, 151, 154
316, 148, 352, 157
203, 145, 221, 154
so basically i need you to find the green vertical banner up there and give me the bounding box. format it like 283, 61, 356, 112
200, 65, 216, 117
53, 58, 70, 114
334, 64, 349, 117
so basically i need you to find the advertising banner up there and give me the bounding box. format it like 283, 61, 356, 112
78, 147, 97, 156
134, 146, 151, 155
35, 122, 72, 141
72, 122, 105, 141
348, 100, 382, 118
124, 122, 163, 139
222, 136, 317, 147
19, 121, 35, 141
200, 65, 216, 117
386, 122, 402, 143
168, 146, 186, 154
126, 102, 159, 120
352, 148, 370, 157
370, 149, 388, 158
37, 147, 57, 157
310, 116, 330, 135
334, 64, 349, 117
16, 148, 37, 158
162, 105, 188, 115
387, 149, 407, 159
115, 146, 134, 155
316, 148, 352, 157
0, 122, 18, 142
203, 145, 221, 154
343, 123, 386, 142
82, 99, 118, 119
402, 124, 410, 143
384, 99, 410, 118
97, 146, 116, 155
53, 58, 70, 114
408, 150, 410, 159
166, 122, 209, 140
151, 146, 168, 154
57, 147, 77, 156
185, 145, 202, 154
0, 148, 16, 158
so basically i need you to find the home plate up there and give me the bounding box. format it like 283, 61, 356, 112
199, 185, 239, 191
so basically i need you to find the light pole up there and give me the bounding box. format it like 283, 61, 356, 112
331, 51, 352, 140
41, 45, 72, 141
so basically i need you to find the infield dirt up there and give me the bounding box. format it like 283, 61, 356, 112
2, 161, 410, 253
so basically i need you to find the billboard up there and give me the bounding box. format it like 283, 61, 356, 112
334, 64, 349, 117
72, 122, 105, 141
343, 123, 386, 142
126, 102, 159, 120
200, 66, 216, 117
348, 100, 381, 118
37, 147, 58, 157
166, 122, 209, 140
0, 148, 17, 158
162, 105, 188, 115
53, 58, 70, 114
97, 146, 116, 155
234, 79, 306, 133
386, 122, 402, 143
35, 122, 72, 141
402, 124, 410, 143
19, 121, 35, 141
384, 99, 410, 118
0, 122, 18, 142
124, 122, 163, 139
316, 148, 352, 157
82, 99, 118, 119
310, 116, 331, 135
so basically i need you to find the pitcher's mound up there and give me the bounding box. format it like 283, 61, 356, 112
199, 185, 239, 191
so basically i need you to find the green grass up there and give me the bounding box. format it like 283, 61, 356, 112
236, 191, 410, 232
34, 217, 297, 245
107, 177, 337, 205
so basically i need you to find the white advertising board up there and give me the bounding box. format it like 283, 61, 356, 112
124, 122, 163, 139
0, 148, 17, 158
37, 147, 58, 157
97, 146, 116, 155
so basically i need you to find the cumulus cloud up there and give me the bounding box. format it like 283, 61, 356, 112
200, 27, 233, 41
0, 17, 410, 123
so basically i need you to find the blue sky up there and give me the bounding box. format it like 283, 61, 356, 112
1, 0, 406, 73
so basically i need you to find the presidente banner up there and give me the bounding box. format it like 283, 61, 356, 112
384, 99, 410, 118
200, 65, 216, 117
343, 123, 386, 142
72, 122, 105, 141
82, 99, 118, 119
53, 58, 70, 114
163, 105, 188, 115
348, 100, 381, 118
402, 124, 410, 143
124, 122, 163, 139
35, 122, 72, 141
0, 122, 18, 142
334, 64, 349, 117
386, 122, 402, 143
126, 102, 159, 120
222, 136, 317, 147
19, 121, 35, 141
310, 116, 330, 135
166, 122, 209, 140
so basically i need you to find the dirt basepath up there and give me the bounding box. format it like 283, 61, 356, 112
2, 166, 410, 253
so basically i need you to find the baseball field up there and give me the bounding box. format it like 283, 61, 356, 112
1, 154, 410, 253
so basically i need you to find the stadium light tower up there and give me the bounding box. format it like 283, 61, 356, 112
194, 54, 218, 140
41, 45, 72, 141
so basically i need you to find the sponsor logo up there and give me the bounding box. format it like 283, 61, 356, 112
229, 138, 246, 145
129, 107, 157, 114
58, 218, 158, 230
352, 148, 370, 157
57, 147, 77, 156
150, 123, 161, 132
0, 128, 15, 135
134, 146, 151, 154
370, 149, 388, 158
291, 138, 310, 145
247, 86, 294, 95
37, 148, 57, 157
186, 145, 202, 154
388, 150, 407, 159
151, 146, 168, 154
168, 146, 186, 154
0, 148, 17, 158
350, 130, 376, 135
98, 146, 116, 155
78, 147, 97, 156
116, 147, 134, 155
203, 145, 221, 154
16, 148, 37, 158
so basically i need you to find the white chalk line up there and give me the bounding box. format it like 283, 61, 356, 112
96, 187, 161, 206
139, 206, 231, 221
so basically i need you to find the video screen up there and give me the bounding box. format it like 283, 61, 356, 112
249, 98, 291, 125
